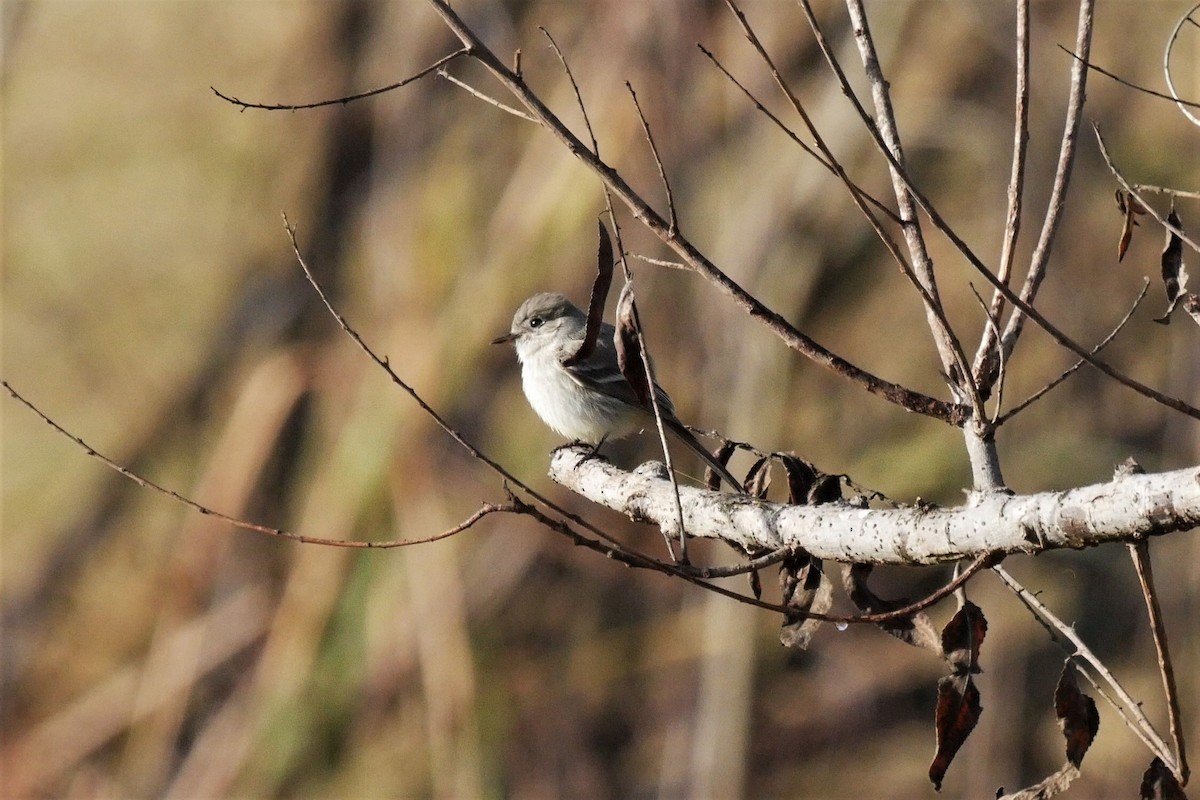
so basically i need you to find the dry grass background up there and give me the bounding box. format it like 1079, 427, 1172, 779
3, 1, 1199, 797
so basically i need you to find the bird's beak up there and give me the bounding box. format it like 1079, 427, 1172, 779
491, 332, 518, 345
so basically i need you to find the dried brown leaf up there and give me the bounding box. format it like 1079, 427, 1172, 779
1153, 209, 1189, 324
744, 455, 771, 499
929, 673, 982, 790
841, 563, 942, 655
1054, 665, 1099, 768
564, 221, 614, 366
941, 601, 987, 674
779, 553, 832, 650
705, 440, 737, 492
613, 281, 652, 406
1115, 189, 1146, 262
1140, 757, 1188, 800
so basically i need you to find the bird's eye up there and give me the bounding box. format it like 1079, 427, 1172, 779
529, 316, 544, 329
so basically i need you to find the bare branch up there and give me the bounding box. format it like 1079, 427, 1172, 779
550, 445, 1200, 565
212, 48, 469, 111
1129, 540, 1190, 784
843, 0, 965, 389
974, 0, 1030, 392
999, 0, 1094, 357
778, 0, 984, 418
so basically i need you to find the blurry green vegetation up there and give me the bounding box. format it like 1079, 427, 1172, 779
3, 1, 1199, 797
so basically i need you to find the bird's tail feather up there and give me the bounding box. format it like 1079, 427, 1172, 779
663, 418, 744, 493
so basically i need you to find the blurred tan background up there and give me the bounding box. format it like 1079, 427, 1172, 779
3, 1, 1199, 797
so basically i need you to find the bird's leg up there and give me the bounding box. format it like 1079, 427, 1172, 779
576, 434, 609, 466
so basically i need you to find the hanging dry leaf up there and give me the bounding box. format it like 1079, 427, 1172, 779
929, 673, 982, 791
564, 221, 614, 366
1139, 757, 1187, 800
613, 281, 652, 406
1054, 665, 1099, 768
1115, 189, 1146, 262
705, 440, 737, 492
778, 552, 832, 650
841, 563, 942, 654
1153, 209, 1189, 324
744, 455, 771, 499
941, 601, 987, 675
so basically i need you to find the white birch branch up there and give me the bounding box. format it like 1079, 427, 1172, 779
549, 446, 1200, 565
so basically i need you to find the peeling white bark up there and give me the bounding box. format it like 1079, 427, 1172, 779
548, 446, 1200, 565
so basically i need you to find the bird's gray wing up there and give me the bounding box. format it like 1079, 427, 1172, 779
562, 323, 676, 415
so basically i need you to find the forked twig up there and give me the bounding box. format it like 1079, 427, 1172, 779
437, 70, 537, 121
998, 0, 1094, 360
1095, 127, 1200, 256
696, 44, 900, 224
1129, 539, 1190, 784
996, 281, 1148, 424
974, 0, 1030, 390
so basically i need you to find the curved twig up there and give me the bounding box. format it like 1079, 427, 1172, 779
1165, 4, 1200, 127
212, 48, 469, 111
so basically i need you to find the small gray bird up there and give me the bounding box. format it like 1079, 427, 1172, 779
493, 292, 743, 492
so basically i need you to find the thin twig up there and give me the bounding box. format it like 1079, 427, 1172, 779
212, 48, 469, 111
1165, 3, 1200, 127
1056, 46, 1200, 111
630, 253, 689, 270
996, 280, 1148, 424
1133, 184, 1200, 201
1128, 539, 1190, 784
2, 378, 504, 548
994, 565, 1179, 774
999, 0, 1094, 360
437, 70, 537, 121
539, 27, 599, 153
627, 82, 678, 236
974, 0, 1029, 392
697, 43, 901, 224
